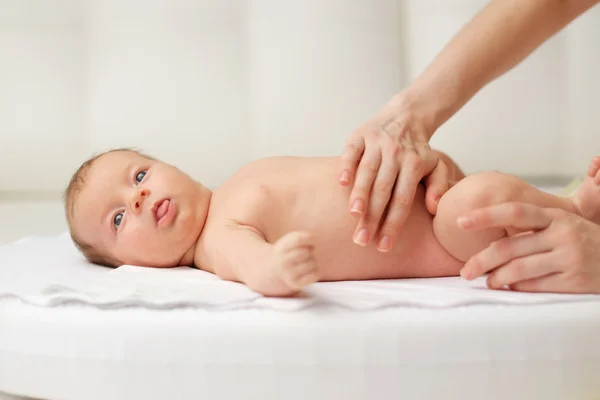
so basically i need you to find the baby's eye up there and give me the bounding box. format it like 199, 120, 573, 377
135, 170, 147, 185
113, 212, 124, 228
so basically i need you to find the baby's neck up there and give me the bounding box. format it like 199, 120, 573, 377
187, 184, 214, 271
191, 239, 211, 273
178, 242, 197, 266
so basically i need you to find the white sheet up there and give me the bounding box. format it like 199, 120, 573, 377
1, 233, 599, 310
1, 234, 600, 400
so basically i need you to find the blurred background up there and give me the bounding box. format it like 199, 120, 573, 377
1, 0, 599, 243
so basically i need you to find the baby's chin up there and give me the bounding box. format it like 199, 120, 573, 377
116, 250, 186, 268
128, 256, 184, 268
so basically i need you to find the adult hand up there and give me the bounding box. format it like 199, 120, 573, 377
339, 94, 451, 252
458, 202, 600, 294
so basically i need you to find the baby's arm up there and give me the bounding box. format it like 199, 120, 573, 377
209, 224, 319, 297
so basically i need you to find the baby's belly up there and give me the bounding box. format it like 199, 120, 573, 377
308, 187, 463, 281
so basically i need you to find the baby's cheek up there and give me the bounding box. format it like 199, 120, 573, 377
135, 227, 180, 252
116, 232, 168, 266
116, 218, 188, 266
129, 227, 161, 249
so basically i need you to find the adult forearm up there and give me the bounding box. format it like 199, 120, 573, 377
404, 0, 599, 137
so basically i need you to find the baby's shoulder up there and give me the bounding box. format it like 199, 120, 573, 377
209, 155, 329, 220
234, 156, 296, 176
209, 164, 277, 223
219, 156, 295, 195
220, 159, 279, 196
228, 156, 330, 182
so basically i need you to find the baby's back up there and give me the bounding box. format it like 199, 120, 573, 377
209, 157, 461, 281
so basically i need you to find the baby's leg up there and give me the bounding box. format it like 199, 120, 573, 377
433, 171, 577, 262
571, 156, 600, 225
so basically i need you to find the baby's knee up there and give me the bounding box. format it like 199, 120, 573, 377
435, 171, 524, 229
434, 171, 522, 261
442, 171, 524, 211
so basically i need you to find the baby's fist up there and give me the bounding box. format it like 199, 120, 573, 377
272, 231, 319, 291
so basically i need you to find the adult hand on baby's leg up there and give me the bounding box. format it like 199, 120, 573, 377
272, 231, 319, 291
458, 202, 600, 294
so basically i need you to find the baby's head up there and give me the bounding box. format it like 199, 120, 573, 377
65, 149, 211, 268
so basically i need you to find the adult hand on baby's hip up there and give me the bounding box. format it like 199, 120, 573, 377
459, 202, 600, 294
339, 93, 450, 252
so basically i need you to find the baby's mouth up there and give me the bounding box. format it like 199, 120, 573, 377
152, 199, 171, 223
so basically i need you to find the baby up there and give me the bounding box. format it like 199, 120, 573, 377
65, 149, 600, 296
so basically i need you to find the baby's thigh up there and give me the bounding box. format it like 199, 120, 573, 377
432, 172, 521, 261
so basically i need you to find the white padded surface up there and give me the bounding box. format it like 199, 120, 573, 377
1, 234, 600, 400
2, 234, 599, 310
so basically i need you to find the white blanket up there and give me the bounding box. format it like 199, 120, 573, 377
1, 233, 599, 311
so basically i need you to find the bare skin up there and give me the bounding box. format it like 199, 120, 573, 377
460, 157, 600, 293
72, 151, 600, 297
194, 155, 464, 297
340, 0, 600, 253
194, 155, 600, 297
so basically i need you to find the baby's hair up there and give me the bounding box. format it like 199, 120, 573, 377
64, 147, 153, 267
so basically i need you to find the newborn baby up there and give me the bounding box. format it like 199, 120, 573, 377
65, 149, 600, 296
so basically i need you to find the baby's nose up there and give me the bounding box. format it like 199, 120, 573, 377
131, 188, 150, 214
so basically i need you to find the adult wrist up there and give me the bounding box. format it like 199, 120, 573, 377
386, 89, 439, 141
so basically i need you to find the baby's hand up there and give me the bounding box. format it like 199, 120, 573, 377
272, 231, 319, 291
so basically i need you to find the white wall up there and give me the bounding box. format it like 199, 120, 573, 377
0, 0, 87, 191
563, 5, 600, 176
247, 0, 402, 161
1, 0, 599, 194
86, 0, 251, 188
409, 0, 600, 177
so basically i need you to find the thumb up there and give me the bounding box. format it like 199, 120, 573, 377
424, 159, 450, 214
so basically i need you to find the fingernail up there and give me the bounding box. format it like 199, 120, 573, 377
350, 199, 364, 215
339, 170, 350, 184
377, 236, 391, 252
457, 216, 473, 228
354, 229, 368, 245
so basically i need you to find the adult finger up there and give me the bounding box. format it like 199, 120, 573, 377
352, 148, 400, 246
457, 202, 557, 232
348, 147, 382, 217
485, 251, 560, 289
461, 230, 554, 280
339, 134, 365, 186
508, 272, 572, 293
374, 151, 422, 252
424, 159, 449, 215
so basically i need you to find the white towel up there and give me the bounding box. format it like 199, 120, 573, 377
1, 233, 599, 311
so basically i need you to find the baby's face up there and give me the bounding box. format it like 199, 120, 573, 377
72, 151, 210, 267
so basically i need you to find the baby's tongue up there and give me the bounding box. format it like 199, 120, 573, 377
156, 200, 170, 220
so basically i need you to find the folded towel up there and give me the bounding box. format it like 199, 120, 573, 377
1, 233, 599, 311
